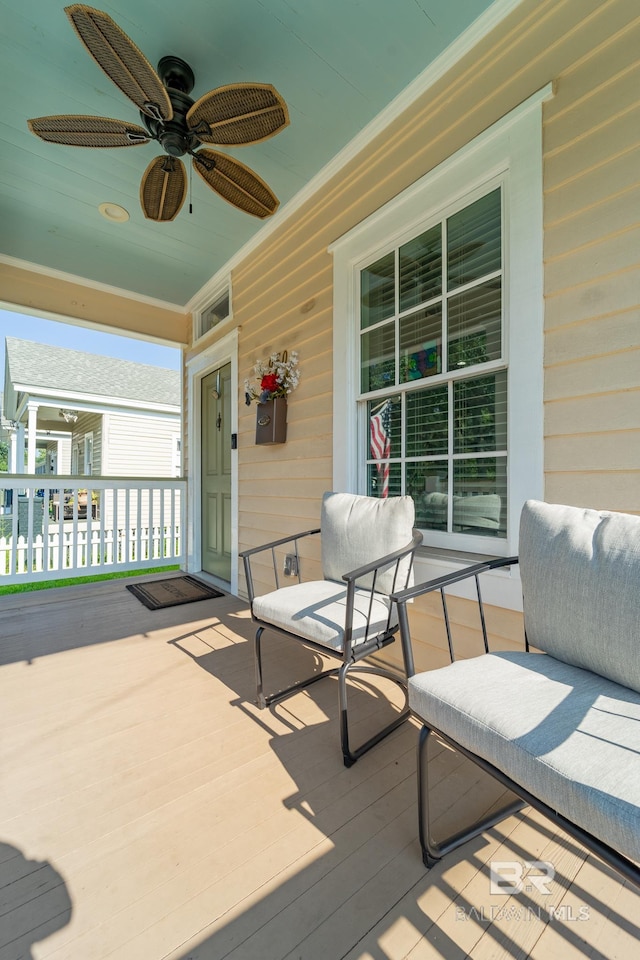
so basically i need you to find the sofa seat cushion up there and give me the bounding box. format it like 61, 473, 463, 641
409, 650, 640, 862
252, 579, 396, 652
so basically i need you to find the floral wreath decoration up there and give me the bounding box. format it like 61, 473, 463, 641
244, 350, 300, 405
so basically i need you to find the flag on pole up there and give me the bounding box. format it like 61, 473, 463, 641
370, 400, 391, 498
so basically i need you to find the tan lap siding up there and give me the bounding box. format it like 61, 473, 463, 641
189, 0, 638, 662
543, 11, 640, 513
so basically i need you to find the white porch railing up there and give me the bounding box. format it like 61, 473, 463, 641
0, 476, 186, 584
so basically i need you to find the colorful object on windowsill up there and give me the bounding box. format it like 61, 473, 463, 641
244, 350, 300, 406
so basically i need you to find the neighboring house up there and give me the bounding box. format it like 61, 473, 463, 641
2, 338, 181, 480
1, 1, 638, 669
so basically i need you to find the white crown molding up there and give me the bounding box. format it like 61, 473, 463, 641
0, 253, 185, 314
186, 0, 527, 312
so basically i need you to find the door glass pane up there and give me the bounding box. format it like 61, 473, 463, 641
405, 384, 448, 457
361, 321, 395, 392
399, 305, 442, 383
406, 462, 448, 530
447, 188, 501, 289
361, 253, 395, 329
453, 457, 506, 537
399, 223, 442, 311
447, 278, 501, 369
454, 371, 507, 454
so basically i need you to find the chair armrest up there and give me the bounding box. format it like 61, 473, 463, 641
342, 531, 424, 585
240, 528, 321, 603
391, 554, 518, 604
390, 555, 519, 666
238, 528, 320, 560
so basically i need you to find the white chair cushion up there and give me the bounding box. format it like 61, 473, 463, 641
321, 491, 415, 595
252, 579, 397, 652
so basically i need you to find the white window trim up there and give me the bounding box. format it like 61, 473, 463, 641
330, 85, 552, 609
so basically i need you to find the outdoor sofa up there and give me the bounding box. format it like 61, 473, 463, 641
392, 499, 640, 887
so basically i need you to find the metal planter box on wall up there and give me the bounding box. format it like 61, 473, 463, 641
255, 398, 287, 444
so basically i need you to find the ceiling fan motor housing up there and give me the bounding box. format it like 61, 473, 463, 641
141, 57, 202, 157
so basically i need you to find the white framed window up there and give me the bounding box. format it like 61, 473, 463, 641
330, 87, 551, 561
84, 432, 93, 476
172, 434, 181, 477
194, 284, 231, 341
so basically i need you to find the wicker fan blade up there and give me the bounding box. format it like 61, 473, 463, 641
192, 149, 279, 218
187, 83, 289, 146
140, 156, 187, 221
27, 115, 150, 147
65, 4, 172, 121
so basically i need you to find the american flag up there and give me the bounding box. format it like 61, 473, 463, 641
370, 400, 391, 498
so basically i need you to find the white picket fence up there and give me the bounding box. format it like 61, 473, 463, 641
0, 476, 186, 584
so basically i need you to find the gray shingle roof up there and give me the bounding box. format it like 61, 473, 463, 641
5, 338, 180, 407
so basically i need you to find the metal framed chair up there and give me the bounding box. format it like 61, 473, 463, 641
239, 491, 422, 766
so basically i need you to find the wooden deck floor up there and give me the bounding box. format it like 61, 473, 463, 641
1, 576, 638, 960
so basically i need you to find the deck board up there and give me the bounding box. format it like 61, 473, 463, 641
1, 577, 638, 959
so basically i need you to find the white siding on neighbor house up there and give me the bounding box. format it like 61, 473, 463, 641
72, 412, 102, 475
101, 412, 180, 477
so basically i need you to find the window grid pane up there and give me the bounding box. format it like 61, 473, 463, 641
359, 185, 505, 538
447, 188, 501, 289
447, 279, 502, 370
399, 223, 442, 312
361, 252, 395, 329
454, 370, 507, 454
399, 306, 442, 383
361, 321, 395, 393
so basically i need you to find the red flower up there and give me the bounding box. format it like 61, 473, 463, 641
260, 373, 279, 394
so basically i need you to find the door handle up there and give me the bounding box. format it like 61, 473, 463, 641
216, 413, 222, 430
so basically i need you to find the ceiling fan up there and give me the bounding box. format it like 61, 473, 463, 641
27, 4, 289, 222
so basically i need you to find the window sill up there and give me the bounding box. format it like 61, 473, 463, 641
413, 544, 522, 612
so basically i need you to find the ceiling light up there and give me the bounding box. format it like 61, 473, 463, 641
98, 202, 129, 222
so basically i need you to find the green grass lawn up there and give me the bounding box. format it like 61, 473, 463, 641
0, 565, 181, 596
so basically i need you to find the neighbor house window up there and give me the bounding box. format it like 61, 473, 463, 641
330, 89, 549, 558
361, 187, 507, 539
84, 432, 93, 476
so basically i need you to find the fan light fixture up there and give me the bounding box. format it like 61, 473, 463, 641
27, 5, 289, 223
59, 409, 79, 423
98, 202, 129, 222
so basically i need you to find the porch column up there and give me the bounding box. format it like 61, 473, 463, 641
15, 422, 25, 474
56, 438, 64, 474
26, 403, 38, 474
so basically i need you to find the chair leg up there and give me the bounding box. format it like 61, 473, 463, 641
339, 659, 410, 768
254, 626, 267, 709
417, 724, 525, 868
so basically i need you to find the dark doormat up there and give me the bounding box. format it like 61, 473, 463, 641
127, 575, 224, 610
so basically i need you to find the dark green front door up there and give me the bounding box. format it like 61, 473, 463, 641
201, 363, 232, 581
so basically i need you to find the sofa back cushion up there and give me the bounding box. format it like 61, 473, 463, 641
520, 500, 640, 693
321, 492, 415, 595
